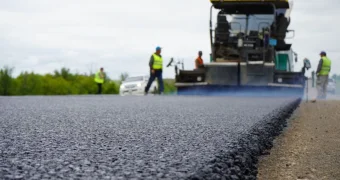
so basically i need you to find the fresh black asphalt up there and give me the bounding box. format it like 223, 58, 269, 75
0, 95, 300, 179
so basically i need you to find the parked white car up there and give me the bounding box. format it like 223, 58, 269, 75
119, 75, 158, 96
327, 78, 336, 94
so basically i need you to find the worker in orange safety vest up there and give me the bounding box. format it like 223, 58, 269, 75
195, 51, 204, 69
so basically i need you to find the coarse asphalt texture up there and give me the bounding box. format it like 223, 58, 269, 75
0, 95, 300, 179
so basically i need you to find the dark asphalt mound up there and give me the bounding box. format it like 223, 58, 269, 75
0, 96, 300, 179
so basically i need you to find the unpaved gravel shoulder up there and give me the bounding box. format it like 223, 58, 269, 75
257, 100, 340, 180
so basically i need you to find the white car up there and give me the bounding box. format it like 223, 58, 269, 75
327, 78, 336, 94
119, 75, 158, 96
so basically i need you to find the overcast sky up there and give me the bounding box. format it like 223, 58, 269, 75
0, 0, 339, 79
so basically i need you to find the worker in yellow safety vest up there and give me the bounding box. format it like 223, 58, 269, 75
144, 46, 164, 95
315, 51, 331, 100
94, 67, 105, 94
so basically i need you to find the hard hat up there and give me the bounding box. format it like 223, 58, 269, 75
156, 46, 162, 51
320, 51, 326, 55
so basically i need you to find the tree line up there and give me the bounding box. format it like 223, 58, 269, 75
0, 66, 176, 96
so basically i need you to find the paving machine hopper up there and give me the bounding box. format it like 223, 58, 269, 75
173, 0, 308, 97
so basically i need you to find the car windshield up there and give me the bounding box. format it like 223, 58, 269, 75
124, 76, 143, 82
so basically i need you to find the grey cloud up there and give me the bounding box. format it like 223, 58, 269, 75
0, 0, 339, 79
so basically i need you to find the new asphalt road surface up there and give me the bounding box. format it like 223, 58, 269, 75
0, 95, 299, 179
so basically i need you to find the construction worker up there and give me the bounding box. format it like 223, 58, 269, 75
316, 51, 331, 100
195, 51, 204, 69
94, 67, 105, 94
144, 46, 164, 95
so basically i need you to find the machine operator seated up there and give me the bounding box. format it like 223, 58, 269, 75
215, 12, 230, 43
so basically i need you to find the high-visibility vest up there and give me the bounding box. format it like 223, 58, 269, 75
196, 57, 203, 65
152, 54, 163, 70
319, 56, 331, 76
94, 71, 104, 83
196, 57, 203, 68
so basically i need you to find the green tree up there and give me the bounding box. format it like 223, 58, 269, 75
16, 71, 44, 95
103, 81, 119, 94
0, 66, 14, 95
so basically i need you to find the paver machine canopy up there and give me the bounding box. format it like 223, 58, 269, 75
210, 0, 290, 61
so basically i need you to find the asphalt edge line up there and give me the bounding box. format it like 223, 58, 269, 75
187, 98, 302, 180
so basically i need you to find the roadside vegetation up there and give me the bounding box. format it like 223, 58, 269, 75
3, 65, 339, 96
0, 66, 176, 96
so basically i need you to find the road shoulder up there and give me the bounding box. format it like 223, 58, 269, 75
257, 100, 340, 180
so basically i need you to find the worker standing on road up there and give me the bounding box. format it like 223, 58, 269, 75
144, 46, 164, 95
316, 51, 331, 100
94, 67, 105, 94
195, 51, 204, 69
